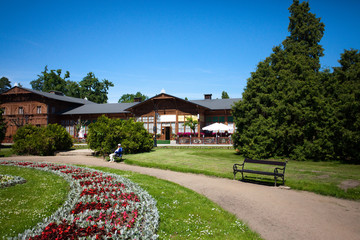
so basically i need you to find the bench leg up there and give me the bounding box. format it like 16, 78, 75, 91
274, 176, 277, 187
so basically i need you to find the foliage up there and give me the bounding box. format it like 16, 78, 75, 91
30, 66, 114, 103
221, 91, 229, 99
87, 115, 153, 157
12, 124, 72, 156
118, 92, 149, 103
45, 124, 73, 151
184, 117, 198, 134
331, 49, 360, 163
0, 76, 11, 93
30, 66, 70, 93
79, 72, 114, 103
232, 0, 358, 162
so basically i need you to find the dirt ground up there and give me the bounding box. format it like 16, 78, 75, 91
2, 154, 360, 240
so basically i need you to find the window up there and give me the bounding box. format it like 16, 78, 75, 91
227, 116, 234, 122
18, 107, 24, 114
37, 106, 42, 114
219, 116, 225, 122
51, 107, 55, 113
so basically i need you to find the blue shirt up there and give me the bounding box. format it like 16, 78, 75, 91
115, 147, 123, 156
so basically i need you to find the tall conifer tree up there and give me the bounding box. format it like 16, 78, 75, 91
232, 0, 332, 160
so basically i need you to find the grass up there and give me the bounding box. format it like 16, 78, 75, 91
87, 166, 261, 240
124, 148, 360, 200
0, 145, 13, 157
0, 165, 70, 238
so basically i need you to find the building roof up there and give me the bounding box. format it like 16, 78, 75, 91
61, 102, 139, 115
190, 98, 241, 110
6, 87, 95, 105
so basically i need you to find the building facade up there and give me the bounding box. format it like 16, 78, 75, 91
0, 87, 240, 142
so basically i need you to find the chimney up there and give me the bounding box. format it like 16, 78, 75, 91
204, 94, 212, 100
134, 97, 142, 102
48, 90, 64, 96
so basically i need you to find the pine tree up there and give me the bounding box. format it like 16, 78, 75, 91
332, 49, 360, 163
233, 0, 332, 160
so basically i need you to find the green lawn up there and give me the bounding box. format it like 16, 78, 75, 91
0, 146, 13, 157
0, 165, 69, 238
124, 148, 360, 200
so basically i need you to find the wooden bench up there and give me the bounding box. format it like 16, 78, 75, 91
233, 158, 287, 186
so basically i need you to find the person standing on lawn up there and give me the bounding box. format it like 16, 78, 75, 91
109, 143, 123, 162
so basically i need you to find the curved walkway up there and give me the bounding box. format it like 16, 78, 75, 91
2, 154, 360, 240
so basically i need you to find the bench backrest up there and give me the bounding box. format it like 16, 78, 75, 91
244, 158, 286, 166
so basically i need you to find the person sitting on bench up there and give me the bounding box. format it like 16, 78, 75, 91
109, 143, 123, 162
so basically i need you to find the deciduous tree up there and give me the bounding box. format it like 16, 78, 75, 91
118, 92, 148, 103
80, 72, 114, 103
0, 77, 11, 93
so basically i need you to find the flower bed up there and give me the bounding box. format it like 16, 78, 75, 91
0, 161, 159, 239
0, 174, 26, 188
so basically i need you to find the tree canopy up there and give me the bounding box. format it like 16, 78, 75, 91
221, 91, 229, 99
232, 0, 359, 163
79, 72, 114, 103
0, 77, 11, 93
184, 117, 198, 134
30, 66, 114, 103
118, 92, 148, 103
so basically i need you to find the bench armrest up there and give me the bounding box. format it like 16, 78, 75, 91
274, 167, 285, 174
233, 163, 244, 171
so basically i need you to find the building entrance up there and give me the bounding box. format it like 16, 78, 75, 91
165, 127, 171, 140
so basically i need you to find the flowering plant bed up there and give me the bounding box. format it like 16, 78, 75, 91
0, 174, 26, 188
0, 161, 159, 239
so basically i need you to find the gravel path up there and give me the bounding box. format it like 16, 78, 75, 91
2, 154, 360, 240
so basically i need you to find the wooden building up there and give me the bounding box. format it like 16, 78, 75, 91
0, 87, 240, 142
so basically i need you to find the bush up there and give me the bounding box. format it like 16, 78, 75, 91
87, 115, 153, 157
46, 124, 73, 150
12, 124, 72, 156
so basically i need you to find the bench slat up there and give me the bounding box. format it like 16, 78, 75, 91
244, 158, 286, 166
242, 169, 284, 176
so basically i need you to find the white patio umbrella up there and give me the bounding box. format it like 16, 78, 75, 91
202, 122, 231, 132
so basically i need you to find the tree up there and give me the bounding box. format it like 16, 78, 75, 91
30, 66, 70, 93
331, 49, 360, 163
118, 92, 148, 103
232, 0, 332, 160
221, 91, 229, 99
65, 80, 81, 98
184, 117, 198, 135
0, 77, 11, 93
80, 72, 114, 103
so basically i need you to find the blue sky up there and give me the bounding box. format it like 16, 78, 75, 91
1, 0, 359, 103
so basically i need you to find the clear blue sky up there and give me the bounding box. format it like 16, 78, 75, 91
1, 0, 359, 103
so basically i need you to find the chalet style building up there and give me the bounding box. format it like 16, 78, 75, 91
0, 86, 240, 142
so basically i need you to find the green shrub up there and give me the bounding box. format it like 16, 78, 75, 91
46, 124, 73, 150
87, 115, 153, 157
12, 124, 72, 156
